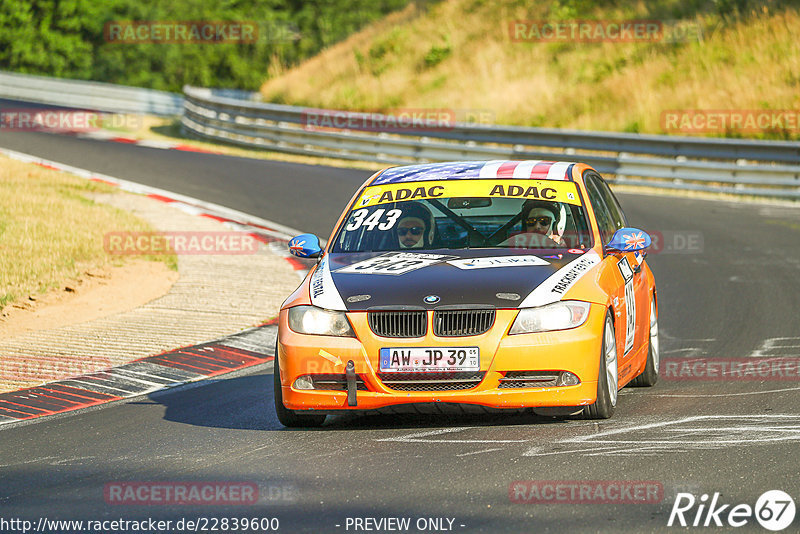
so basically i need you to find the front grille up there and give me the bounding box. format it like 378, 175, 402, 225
309, 374, 368, 391
433, 309, 495, 337
498, 371, 559, 389
377, 371, 486, 391
368, 311, 427, 338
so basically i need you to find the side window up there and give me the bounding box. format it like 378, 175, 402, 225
593, 175, 627, 229
584, 175, 616, 244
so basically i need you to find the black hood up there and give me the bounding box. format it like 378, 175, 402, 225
326, 249, 583, 311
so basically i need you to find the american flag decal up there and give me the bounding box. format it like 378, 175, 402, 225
478, 160, 571, 180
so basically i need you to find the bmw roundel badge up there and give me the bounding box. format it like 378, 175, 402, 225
424, 295, 440, 304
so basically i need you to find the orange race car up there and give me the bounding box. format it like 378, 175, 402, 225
275, 160, 658, 427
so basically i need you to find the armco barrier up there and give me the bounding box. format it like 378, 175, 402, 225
0, 71, 182, 116
1, 71, 798, 198
181, 85, 800, 199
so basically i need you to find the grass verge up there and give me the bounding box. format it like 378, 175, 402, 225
0, 156, 176, 311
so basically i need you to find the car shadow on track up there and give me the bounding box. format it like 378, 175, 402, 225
144, 369, 575, 432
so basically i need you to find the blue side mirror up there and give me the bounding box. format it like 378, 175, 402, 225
288, 233, 322, 258
605, 227, 651, 253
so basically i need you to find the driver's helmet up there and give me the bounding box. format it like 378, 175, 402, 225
522, 200, 560, 234
396, 201, 436, 248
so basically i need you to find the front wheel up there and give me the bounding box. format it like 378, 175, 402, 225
582, 310, 618, 419
273, 345, 326, 428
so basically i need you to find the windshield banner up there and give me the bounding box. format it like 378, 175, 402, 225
356, 179, 581, 208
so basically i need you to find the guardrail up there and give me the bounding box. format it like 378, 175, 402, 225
0, 71, 182, 116
1, 72, 798, 199
182, 85, 800, 199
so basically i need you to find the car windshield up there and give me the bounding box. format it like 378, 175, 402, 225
332, 179, 593, 253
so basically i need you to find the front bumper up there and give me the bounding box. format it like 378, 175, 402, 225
277, 305, 605, 411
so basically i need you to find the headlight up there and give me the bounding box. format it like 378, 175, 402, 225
509, 301, 591, 334
288, 305, 355, 337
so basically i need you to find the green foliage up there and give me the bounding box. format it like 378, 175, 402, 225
422, 41, 451, 68
623, 120, 641, 133
713, 0, 800, 19
547, 0, 613, 19
369, 36, 395, 61
714, 0, 750, 17
0, 0, 417, 91
422, 73, 448, 91
354, 49, 366, 70
365, 26, 405, 76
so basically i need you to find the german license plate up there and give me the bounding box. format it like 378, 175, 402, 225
379, 347, 479, 372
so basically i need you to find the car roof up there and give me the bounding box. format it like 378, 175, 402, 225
369, 160, 580, 186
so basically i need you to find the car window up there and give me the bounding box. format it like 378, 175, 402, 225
584, 175, 616, 244
591, 174, 627, 229
331, 181, 594, 253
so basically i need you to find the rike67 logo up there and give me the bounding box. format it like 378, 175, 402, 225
668, 490, 796, 531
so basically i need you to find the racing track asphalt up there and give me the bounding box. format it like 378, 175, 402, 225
2, 126, 800, 533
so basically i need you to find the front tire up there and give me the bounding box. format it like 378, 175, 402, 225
582, 310, 618, 419
631, 295, 659, 387
273, 344, 326, 428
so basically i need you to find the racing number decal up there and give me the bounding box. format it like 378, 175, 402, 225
345, 208, 402, 231
336, 252, 457, 276
617, 257, 636, 356
353, 257, 423, 273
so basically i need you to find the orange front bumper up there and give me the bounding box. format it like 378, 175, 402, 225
277, 305, 605, 411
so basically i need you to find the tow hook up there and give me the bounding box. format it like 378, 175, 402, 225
345, 360, 357, 407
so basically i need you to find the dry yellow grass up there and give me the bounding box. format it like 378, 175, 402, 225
261, 0, 800, 138
0, 156, 175, 309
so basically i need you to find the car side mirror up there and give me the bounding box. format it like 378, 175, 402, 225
605, 227, 651, 253
288, 233, 322, 258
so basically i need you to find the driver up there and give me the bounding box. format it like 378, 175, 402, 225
396, 202, 435, 249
